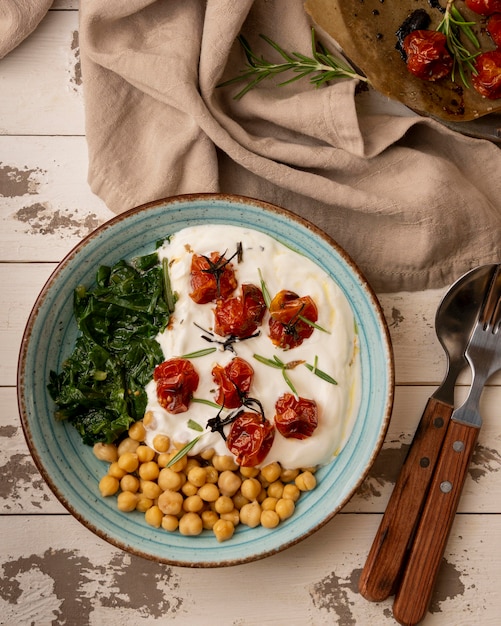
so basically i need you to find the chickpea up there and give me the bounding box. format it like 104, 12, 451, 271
240, 478, 262, 501
183, 494, 204, 513
158, 467, 183, 492
157, 452, 171, 468
282, 483, 300, 502
239, 501, 262, 528
187, 466, 207, 487
178, 512, 203, 536
153, 433, 170, 453
120, 474, 140, 494
158, 490, 183, 516
136, 496, 154, 513
267, 480, 284, 499
185, 458, 201, 473
145, 505, 163, 528
128, 421, 146, 442
136, 445, 156, 463
117, 437, 140, 456
276, 498, 295, 521
295, 471, 316, 492
198, 483, 219, 503
220, 508, 240, 526
108, 461, 126, 479
261, 496, 278, 511
181, 481, 198, 497
240, 466, 260, 478
117, 451, 139, 473
212, 455, 238, 472
232, 492, 249, 510
280, 468, 300, 483
98, 475, 119, 497
261, 509, 280, 529
218, 470, 241, 497
140, 480, 161, 500
213, 519, 235, 542
201, 510, 219, 530
138, 461, 160, 482
205, 466, 219, 484
200, 447, 215, 461
117, 491, 138, 512
93, 442, 118, 463
214, 495, 234, 515
143, 410, 155, 428
260, 462, 281, 484
162, 515, 179, 532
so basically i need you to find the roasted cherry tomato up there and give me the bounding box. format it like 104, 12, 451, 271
274, 393, 318, 440
214, 283, 266, 338
487, 13, 501, 47
268, 289, 318, 350
154, 358, 199, 414
403, 30, 453, 81
189, 252, 237, 304
212, 357, 254, 408
465, 0, 501, 15
472, 51, 501, 99
226, 412, 275, 467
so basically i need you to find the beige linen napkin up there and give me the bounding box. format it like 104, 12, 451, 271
79, 0, 501, 292
0, 0, 53, 59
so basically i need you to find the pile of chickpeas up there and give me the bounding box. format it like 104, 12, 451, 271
93, 416, 317, 542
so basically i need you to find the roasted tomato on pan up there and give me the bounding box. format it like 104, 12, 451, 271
226, 412, 275, 467
465, 0, 501, 15
154, 358, 199, 414
472, 51, 501, 99
403, 30, 453, 81
212, 357, 254, 409
214, 283, 266, 338
268, 289, 318, 350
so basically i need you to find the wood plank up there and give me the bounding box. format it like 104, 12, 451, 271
4, 384, 500, 515
0, 136, 112, 261
0, 263, 56, 386
0, 512, 498, 625
0, 10, 83, 135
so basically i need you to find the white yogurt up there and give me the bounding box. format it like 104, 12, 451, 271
144, 225, 361, 469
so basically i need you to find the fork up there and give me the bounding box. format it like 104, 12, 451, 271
392, 265, 501, 626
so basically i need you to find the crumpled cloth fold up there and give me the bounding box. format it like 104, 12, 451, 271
78, 0, 501, 292
0, 0, 53, 59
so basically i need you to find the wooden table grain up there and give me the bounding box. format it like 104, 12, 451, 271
1, 5, 500, 625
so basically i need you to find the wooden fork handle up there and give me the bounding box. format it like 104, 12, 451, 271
358, 397, 452, 602
392, 420, 479, 626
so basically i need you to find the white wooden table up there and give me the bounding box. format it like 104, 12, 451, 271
1, 5, 500, 625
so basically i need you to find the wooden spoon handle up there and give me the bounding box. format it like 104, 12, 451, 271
392, 420, 479, 626
358, 397, 452, 602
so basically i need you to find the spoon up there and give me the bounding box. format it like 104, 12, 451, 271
358, 263, 496, 603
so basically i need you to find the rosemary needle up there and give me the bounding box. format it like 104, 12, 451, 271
218, 28, 367, 99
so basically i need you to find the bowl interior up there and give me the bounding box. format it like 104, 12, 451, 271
18, 194, 394, 566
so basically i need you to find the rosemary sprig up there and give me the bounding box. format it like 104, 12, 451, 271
180, 347, 217, 359
253, 354, 299, 396
218, 28, 367, 100
166, 436, 203, 467
437, 0, 480, 87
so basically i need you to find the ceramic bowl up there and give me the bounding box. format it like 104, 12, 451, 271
18, 193, 394, 566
